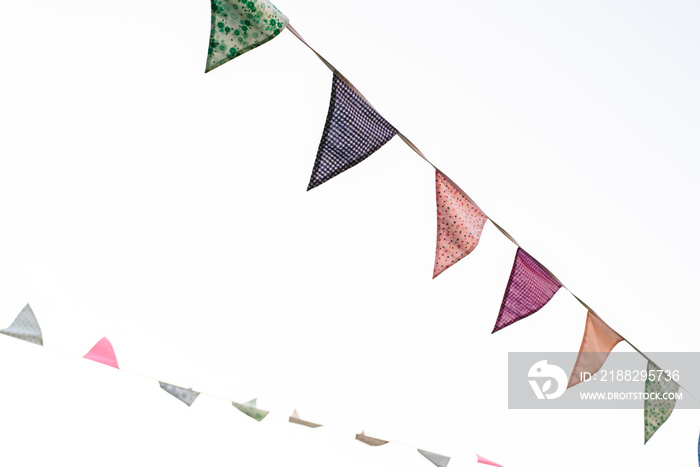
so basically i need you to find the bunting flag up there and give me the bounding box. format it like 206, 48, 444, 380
417, 449, 450, 467
0, 304, 43, 346
567, 310, 624, 388
492, 248, 562, 333
476, 454, 503, 467
82, 337, 119, 369
232, 398, 269, 421
307, 74, 397, 190
433, 170, 487, 278
355, 430, 389, 447
644, 360, 680, 444
159, 382, 201, 407
289, 409, 322, 428
205, 0, 288, 73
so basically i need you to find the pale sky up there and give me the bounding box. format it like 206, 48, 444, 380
1, 1, 699, 466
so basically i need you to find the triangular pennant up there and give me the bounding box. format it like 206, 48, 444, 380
355, 430, 389, 447
476, 454, 503, 467
159, 382, 201, 407
568, 311, 624, 388
232, 398, 269, 421
644, 360, 680, 444
83, 337, 119, 369
307, 74, 397, 190
289, 409, 322, 428
0, 304, 43, 346
205, 0, 288, 72
492, 248, 562, 333
433, 170, 487, 278
417, 449, 450, 467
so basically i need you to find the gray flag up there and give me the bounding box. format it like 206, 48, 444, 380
0, 304, 43, 346
418, 449, 451, 467
159, 382, 200, 406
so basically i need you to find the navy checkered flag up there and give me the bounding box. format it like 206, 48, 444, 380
307, 74, 397, 190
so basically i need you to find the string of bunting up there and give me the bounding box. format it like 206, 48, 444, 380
0, 303, 502, 467
1, 1, 695, 465
204, 0, 700, 456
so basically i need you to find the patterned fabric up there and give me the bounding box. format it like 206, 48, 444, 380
159, 382, 201, 407
232, 398, 269, 421
492, 248, 561, 333
206, 0, 288, 73
289, 409, 321, 428
418, 449, 450, 467
83, 337, 119, 369
433, 171, 487, 278
355, 430, 389, 446
644, 361, 679, 444
0, 304, 43, 346
568, 311, 623, 388
307, 74, 397, 190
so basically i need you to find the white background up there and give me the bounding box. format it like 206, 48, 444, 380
1, 0, 699, 465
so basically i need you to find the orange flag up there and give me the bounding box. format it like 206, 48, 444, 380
355, 430, 389, 446
289, 409, 322, 428
568, 311, 623, 388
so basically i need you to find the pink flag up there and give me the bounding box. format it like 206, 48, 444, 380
568, 311, 623, 388
433, 170, 487, 278
476, 454, 503, 467
83, 337, 119, 369
492, 248, 561, 333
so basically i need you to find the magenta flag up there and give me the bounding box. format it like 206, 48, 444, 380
83, 337, 119, 369
476, 454, 503, 467
492, 248, 561, 333
433, 170, 487, 278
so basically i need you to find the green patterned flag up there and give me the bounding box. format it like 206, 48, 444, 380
644, 361, 680, 444
206, 0, 289, 72
232, 398, 269, 421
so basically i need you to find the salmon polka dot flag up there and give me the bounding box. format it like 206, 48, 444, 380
433, 170, 487, 278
